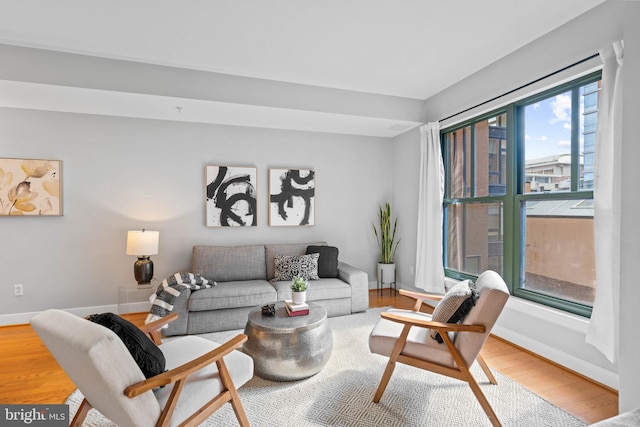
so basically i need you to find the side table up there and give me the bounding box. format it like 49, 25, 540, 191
243, 301, 333, 381
118, 284, 154, 314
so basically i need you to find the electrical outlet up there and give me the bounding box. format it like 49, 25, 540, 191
409, 266, 414, 276
14, 284, 24, 296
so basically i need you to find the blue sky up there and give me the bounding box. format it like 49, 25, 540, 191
524, 91, 579, 160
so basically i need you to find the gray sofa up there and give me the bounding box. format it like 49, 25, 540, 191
163, 242, 369, 336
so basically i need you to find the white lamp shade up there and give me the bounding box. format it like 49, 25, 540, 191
126, 230, 159, 256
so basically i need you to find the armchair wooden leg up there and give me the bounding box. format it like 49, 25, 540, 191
373, 360, 396, 403
71, 398, 92, 427
229, 393, 250, 427
467, 374, 502, 427
218, 360, 251, 427
440, 331, 501, 426
374, 324, 411, 403
476, 353, 498, 385
157, 378, 186, 427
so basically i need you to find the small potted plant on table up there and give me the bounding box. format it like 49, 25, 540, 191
290, 276, 309, 304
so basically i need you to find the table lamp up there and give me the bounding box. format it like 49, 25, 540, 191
126, 229, 159, 285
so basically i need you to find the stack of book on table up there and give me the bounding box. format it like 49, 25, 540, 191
285, 300, 309, 317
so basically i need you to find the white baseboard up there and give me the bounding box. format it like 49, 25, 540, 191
0, 301, 152, 326
368, 280, 398, 291
118, 301, 152, 315
492, 296, 619, 390
492, 324, 619, 390
0, 311, 48, 326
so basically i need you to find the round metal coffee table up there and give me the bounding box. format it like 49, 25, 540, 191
243, 301, 333, 381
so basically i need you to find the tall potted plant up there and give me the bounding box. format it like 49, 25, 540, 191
373, 202, 399, 290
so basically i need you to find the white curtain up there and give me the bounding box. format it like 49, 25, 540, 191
415, 122, 445, 293
586, 41, 624, 363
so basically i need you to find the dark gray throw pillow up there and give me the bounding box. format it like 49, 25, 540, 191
87, 312, 166, 378
306, 245, 339, 278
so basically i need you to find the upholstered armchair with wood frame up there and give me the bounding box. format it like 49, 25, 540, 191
369, 270, 509, 427
31, 309, 254, 427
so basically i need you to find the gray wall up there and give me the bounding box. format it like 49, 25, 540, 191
391, 0, 640, 407
0, 109, 390, 318
390, 127, 421, 287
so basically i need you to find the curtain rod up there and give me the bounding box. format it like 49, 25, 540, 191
438, 52, 600, 123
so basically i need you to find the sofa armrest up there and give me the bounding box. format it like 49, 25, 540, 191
338, 261, 369, 313
163, 288, 192, 336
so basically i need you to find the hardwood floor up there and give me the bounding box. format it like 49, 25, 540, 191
0, 291, 618, 424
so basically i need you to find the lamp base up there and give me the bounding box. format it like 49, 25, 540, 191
133, 256, 154, 285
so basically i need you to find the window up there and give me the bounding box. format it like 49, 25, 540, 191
442, 72, 600, 316
444, 114, 506, 278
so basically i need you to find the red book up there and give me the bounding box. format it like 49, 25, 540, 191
285, 305, 309, 317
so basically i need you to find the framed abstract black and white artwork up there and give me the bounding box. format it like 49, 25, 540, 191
269, 168, 315, 226
206, 165, 257, 227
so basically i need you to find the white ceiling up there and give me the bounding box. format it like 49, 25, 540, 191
0, 0, 606, 136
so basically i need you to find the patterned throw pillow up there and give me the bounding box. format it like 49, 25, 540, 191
430, 279, 478, 343
272, 253, 320, 282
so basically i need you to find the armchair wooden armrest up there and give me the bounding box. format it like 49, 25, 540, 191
125, 334, 248, 397
137, 313, 178, 345
398, 289, 445, 311
381, 311, 486, 334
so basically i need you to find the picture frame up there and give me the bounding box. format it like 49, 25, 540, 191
269, 168, 315, 226
205, 165, 257, 227
0, 158, 62, 216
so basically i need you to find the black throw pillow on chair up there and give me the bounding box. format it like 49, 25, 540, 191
87, 312, 166, 378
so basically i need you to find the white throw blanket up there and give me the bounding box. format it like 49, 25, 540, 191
145, 272, 214, 324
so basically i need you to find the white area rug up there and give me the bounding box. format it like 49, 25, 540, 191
66, 308, 586, 426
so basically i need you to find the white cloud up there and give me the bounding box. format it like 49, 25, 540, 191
550, 94, 571, 124
563, 123, 571, 131
558, 140, 571, 146
526, 135, 547, 142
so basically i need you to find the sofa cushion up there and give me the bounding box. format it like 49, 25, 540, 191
272, 277, 351, 301
265, 242, 326, 280
188, 280, 277, 311
306, 245, 339, 278
272, 253, 320, 281
192, 245, 266, 282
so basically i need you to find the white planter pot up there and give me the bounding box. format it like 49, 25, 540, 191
292, 290, 307, 304
377, 263, 396, 290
